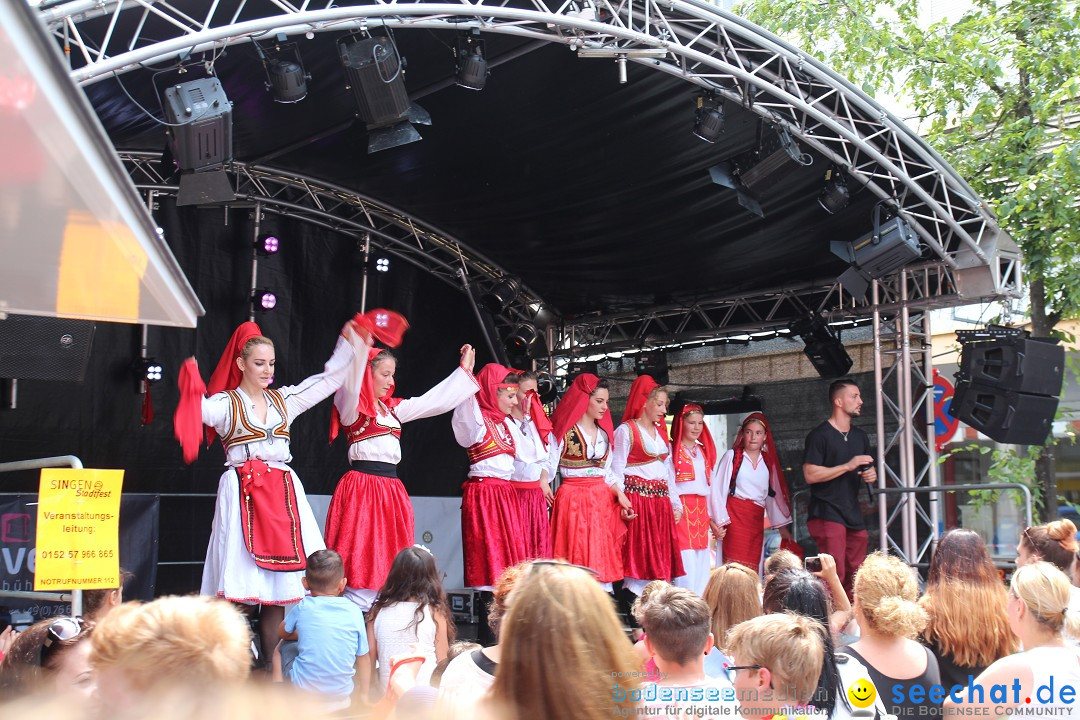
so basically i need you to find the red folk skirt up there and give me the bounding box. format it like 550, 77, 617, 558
462, 477, 527, 588
675, 494, 710, 552
550, 476, 625, 583
325, 469, 414, 591
723, 495, 765, 570
623, 476, 685, 581
514, 481, 552, 560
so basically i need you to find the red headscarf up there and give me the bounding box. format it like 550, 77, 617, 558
327, 309, 410, 442
328, 346, 403, 442
732, 411, 791, 508
475, 363, 517, 423
670, 403, 717, 478
523, 389, 553, 448
620, 375, 667, 437
550, 373, 614, 441
204, 321, 265, 447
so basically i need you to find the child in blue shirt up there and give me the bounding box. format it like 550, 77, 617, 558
274, 549, 370, 710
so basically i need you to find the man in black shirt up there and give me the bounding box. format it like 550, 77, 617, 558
802, 378, 876, 598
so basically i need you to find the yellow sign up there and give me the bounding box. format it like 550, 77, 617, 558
34, 468, 123, 590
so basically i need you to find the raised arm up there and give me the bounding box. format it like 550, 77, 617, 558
451, 396, 486, 448
394, 363, 480, 423
280, 323, 367, 420
333, 334, 374, 427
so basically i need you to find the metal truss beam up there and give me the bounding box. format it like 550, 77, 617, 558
552, 260, 1022, 357
872, 272, 940, 569
45, 0, 1018, 303
119, 151, 544, 326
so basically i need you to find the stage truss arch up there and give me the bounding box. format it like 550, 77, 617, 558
52, 0, 1028, 568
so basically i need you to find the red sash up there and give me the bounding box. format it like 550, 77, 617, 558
236, 460, 307, 572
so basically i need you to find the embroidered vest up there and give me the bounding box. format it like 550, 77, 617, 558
467, 416, 516, 464
222, 389, 290, 450
624, 420, 670, 468
674, 443, 704, 484
345, 409, 402, 444
559, 425, 608, 470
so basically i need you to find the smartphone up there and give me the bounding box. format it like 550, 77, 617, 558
805, 556, 823, 573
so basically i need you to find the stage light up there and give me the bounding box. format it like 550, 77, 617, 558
339, 34, 432, 153
505, 322, 540, 355
817, 167, 850, 214
481, 277, 522, 315
692, 95, 725, 143
138, 359, 163, 384
162, 78, 236, 206
252, 288, 277, 312
790, 314, 852, 379
256, 234, 280, 256
536, 370, 558, 403
831, 207, 922, 300
376, 257, 390, 272
255, 37, 310, 104
455, 32, 489, 90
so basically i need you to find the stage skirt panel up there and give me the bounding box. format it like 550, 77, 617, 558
325, 469, 415, 592
623, 477, 685, 582
514, 481, 552, 560
722, 495, 765, 571
201, 465, 325, 605
461, 477, 527, 588
550, 477, 625, 583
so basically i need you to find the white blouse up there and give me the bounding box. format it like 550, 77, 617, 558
201, 334, 357, 469
551, 423, 618, 487
452, 396, 526, 480
611, 422, 680, 513
333, 365, 480, 464
509, 413, 554, 483
711, 448, 792, 528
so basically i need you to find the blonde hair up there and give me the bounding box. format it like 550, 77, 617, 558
853, 551, 928, 638
1011, 561, 1080, 639
630, 579, 671, 625
89, 596, 252, 692
489, 563, 640, 720
703, 563, 762, 653
764, 549, 802, 582
726, 613, 825, 706
647, 385, 669, 401
240, 336, 274, 360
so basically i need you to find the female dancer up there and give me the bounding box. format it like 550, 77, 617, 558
548, 373, 634, 591
710, 412, 792, 572
325, 342, 478, 609
507, 371, 555, 559
451, 364, 529, 591
612, 375, 684, 595
668, 403, 722, 595
173, 315, 386, 660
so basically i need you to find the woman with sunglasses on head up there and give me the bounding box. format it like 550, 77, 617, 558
173, 311, 403, 663
710, 412, 793, 572
0, 616, 94, 700
611, 375, 684, 596
548, 373, 634, 592
325, 339, 478, 611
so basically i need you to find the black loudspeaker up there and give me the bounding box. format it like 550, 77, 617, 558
634, 352, 669, 386
803, 338, 853, 379
949, 332, 1063, 445
0, 315, 96, 381
949, 381, 1058, 446
959, 337, 1064, 396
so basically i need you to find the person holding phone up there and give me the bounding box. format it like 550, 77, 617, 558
801, 378, 877, 600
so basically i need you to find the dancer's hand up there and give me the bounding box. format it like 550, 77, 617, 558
541, 478, 555, 506
616, 490, 637, 520
710, 521, 727, 539
673, 505, 683, 524
459, 344, 476, 372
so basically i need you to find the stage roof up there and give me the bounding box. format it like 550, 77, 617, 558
36, 0, 1021, 348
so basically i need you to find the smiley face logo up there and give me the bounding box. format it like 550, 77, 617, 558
847, 678, 876, 709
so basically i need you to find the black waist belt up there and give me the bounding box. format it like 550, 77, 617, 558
350, 460, 398, 478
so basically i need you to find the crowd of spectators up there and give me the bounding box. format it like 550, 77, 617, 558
3, 520, 1080, 719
